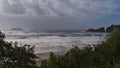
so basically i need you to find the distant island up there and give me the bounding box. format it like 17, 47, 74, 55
87, 24, 120, 32
11, 28, 24, 31
87, 27, 105, 32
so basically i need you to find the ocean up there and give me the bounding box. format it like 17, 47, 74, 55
2, 30, 106, 53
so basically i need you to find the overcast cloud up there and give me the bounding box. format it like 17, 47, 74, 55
0, 0, 119, 30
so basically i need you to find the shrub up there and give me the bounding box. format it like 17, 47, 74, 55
40, 29, 120, 68
0, 31, 37, 68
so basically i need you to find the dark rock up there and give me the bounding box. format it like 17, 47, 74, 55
87, 27, 105, 32
106, 25, 120, 32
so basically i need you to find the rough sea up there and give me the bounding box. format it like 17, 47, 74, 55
2, 29, 106, 53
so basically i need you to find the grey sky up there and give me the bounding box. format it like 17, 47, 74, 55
0, 0, 119, 30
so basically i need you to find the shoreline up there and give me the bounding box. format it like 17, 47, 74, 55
36, 51, 66, 66
36, 51, 66, 60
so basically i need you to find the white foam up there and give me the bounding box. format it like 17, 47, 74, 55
3, 30, 105, 53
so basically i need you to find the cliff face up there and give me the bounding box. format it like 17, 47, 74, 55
87, 24, 120, 32
106, 25, 120, 32
87, 27, 105, 32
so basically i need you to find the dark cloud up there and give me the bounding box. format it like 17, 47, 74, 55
0, 0, 118, 16
1, 0, 25, 14
0, 0, 119, 29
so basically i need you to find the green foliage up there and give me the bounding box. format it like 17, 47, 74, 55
0, 31, 38, 68
40, 60, 48, 68
0, 64, 4, 68
40, 29, 120, 68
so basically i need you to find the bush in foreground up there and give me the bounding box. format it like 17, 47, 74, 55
0, 31, 37, 68
40, 29, 120, 68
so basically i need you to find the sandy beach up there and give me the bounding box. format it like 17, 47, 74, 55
35, 51, 66, 66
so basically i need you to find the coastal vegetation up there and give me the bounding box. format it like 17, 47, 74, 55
40, 29, 120, 68
0, 31, 37, 68
0, 25, 120, 68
